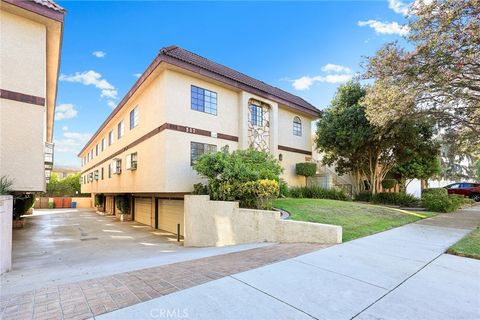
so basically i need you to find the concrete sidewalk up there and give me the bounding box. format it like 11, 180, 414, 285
97, 207, 480, 320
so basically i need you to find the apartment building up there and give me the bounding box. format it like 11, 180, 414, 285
79, 46, 320, 235
0, 0, 65, 192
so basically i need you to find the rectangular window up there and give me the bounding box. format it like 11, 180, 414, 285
191, 85, 217, 115
108, 164, 112, 178
111, 159, 122, 174
126, 152, 138, 170
101, 138, 106, 152
250, 104, 263, 126
130, 107, 139, 129
108, 130, 113, 145
101, 167, 104, 180
95, 144, 99, 156
117, 121, 124, 139
94, 170, 99, 180
90, 149, 94, 159
190, 142, 216, 165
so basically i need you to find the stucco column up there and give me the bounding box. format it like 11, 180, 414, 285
0, 195, 13, 274
238, 92, 250, 149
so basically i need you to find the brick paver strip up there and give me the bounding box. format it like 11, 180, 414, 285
0, 243, 327, 320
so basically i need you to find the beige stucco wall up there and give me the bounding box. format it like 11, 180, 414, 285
72, 197, 92, 208
184, 195, 342, 247
0, 10, 47, 192
81, 64, 318, 194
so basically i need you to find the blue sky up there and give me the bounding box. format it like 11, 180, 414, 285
54, 0, 411, 167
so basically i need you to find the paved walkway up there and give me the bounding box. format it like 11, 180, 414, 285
97, 206, 480, 320
0, 243, 327, 320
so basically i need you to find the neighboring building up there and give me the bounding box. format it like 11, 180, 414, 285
52, 165, 79, 180
0, 0, 65, 192
79, 46, 320, 233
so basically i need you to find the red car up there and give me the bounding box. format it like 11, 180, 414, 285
445, 182, 480, 202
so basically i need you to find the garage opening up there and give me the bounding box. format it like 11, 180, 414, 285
156, 199, 184, 236
134, 197, 153, 226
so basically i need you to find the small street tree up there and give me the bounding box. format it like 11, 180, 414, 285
295, 162, 317, 186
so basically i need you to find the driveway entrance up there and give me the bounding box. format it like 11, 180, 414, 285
2, 208, 183, 295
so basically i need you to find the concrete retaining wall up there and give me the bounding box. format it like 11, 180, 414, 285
184, 195, 342, 247
0, 195, 13, 274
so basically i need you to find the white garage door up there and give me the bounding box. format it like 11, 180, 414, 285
157, 200, 184, 236
135, 198, 152, 226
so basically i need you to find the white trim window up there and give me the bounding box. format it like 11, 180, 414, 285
117, 121, 124, 139
108, 130, 114, 145
112, 159, 122, 174
126, 152, 138, 170
130, 107, 139, 129
293, 116, 302, 136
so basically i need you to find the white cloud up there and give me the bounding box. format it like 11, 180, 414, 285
388, 0, 410, 15
292, 74, 353, 90
54, 131, 92, 153
59, 70, 118, 99
358, 20, 410, 36
62, 126, 68, 131
107, 100, 116, 108
92, 51, 106, 58
133, 73, 141, 78
321, 63, 352, 74
55, 103, 78, 120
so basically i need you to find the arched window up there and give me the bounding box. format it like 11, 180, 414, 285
293, 116, 302, 136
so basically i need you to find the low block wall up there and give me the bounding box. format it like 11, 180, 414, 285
72, 197, 92, 208
0, 195, 13, 274
184, 195, 342, 247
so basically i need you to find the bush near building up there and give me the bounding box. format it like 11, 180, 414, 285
371, 192, 419, 207
421, 188, 471, 213
193, 147, 282, 210
295, 162, 317, 186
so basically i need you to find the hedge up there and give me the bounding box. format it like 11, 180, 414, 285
371, 192, 420, 207
421, 188, 448, 197
288, 186, 349, 201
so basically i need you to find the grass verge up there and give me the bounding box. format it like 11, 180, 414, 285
447, 227, 480, 260
273, 198, 436, 242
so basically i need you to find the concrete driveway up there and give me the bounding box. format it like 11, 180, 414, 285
98, 206, 480, 320
0, 209, 271, 296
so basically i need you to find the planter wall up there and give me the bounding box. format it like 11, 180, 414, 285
184, 195, 342, 247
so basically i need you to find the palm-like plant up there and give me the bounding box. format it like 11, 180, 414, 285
0, 176, 13, 195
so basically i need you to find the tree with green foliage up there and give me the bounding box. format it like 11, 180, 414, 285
317, 81, 440, 195
393, 156, 443, 192
45, 172, 82, 196
0, 176, 13, 195
477, 160, 480, 181
295, 162, 317, 186
362, 0, 480, 155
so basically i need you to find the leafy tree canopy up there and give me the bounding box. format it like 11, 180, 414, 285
45, 172, 82, 197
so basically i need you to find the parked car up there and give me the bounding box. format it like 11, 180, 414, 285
445, 182, 480, 202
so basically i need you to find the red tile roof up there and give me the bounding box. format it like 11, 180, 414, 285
160, 46, 320, 115
78, 46, 319, 156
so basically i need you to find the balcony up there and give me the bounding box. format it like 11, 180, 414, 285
45, 142, 54, 182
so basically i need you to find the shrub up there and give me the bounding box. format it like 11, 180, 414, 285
193, 147, 283, 208
422, 188, 447, 197
239, 180, 279, 209
295, 163, 317, 185
288, 186, 349, 201
13, 194, 35, 220
381, 179, 397, 190
115, 195, 131, 214
94, 194, 104, 206
421, 192, 464, 213
371, 192, 419, 207
192, 183, 209, 195
48, 202, 54, 209
354, 191, 372, 202
278, 179, 289, 197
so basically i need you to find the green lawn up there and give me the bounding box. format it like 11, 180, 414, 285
273, 198, 436, 242
447, 227, 480, 260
